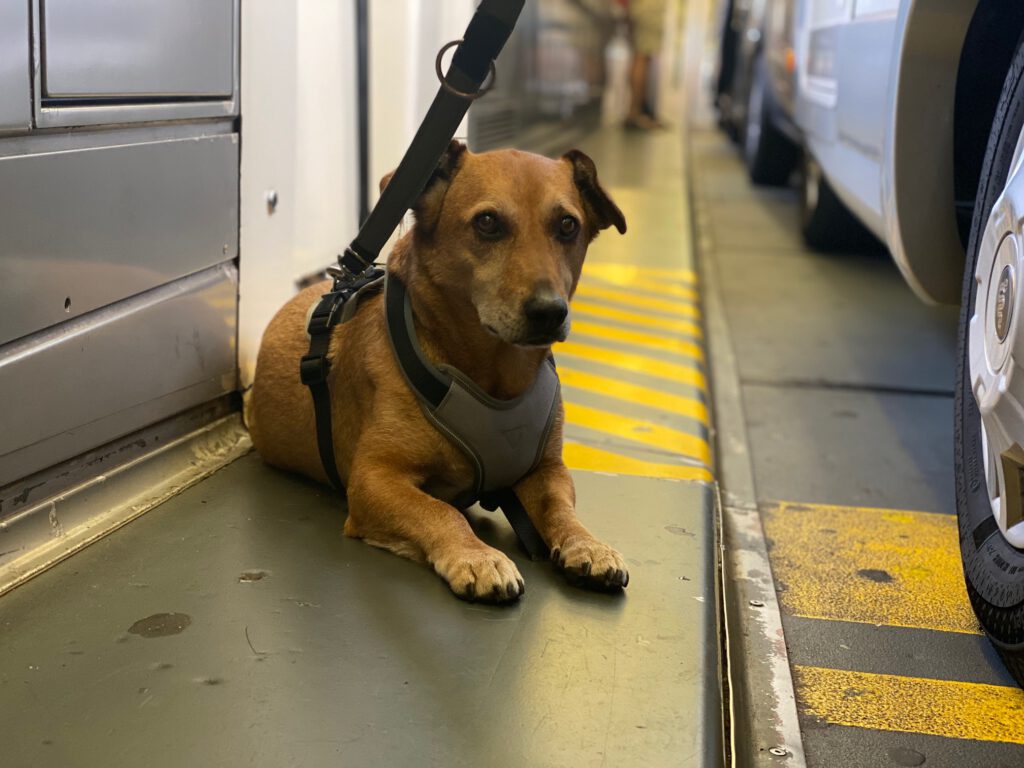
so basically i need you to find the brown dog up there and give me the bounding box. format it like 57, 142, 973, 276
248, 141, 628, 603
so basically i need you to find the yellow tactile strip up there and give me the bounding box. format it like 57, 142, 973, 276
559, 262, 712, 482
794, 666, 1024, 745
762, 501, 980, 634
763, 500, 1024, 746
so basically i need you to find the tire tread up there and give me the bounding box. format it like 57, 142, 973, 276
955, 32, 1024, 689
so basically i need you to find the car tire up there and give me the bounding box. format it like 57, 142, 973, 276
955, 38, 1024, 689
799, 152, 877, 251
743, 54, 798, 186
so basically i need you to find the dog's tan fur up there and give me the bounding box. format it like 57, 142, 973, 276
249, 143, 629, 602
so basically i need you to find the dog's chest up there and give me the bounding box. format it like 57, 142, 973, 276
420, 435, 477, 507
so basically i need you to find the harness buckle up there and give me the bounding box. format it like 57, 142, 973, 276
336, 246, 373, 281
300, 353, 329, 385
307, 291, 346, 334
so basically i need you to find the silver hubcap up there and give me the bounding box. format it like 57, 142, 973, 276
970, 123, 1024, 548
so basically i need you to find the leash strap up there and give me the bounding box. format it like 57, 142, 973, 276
338, 0, 525, 277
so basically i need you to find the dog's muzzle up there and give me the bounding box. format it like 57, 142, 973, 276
522, 294, 569, 345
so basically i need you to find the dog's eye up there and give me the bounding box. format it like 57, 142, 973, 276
473, 212, 502, 238
557, 215, 580, 241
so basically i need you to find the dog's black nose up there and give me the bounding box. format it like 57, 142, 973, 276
523, 294, 569, 340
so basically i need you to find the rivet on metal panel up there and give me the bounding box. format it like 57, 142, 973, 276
266, 190, 279, 213
749, 599, 765, 608
768, 747, 788, 757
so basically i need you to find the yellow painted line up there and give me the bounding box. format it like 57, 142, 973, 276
558, 368, 709, 425
558, 341, 707, 391
763, 501, 981, 635
564, 441, 713, 482
563, 402, 711, 466
573, 300, 703, 338
586, 273, 699, 302
587, 263, 697, 285
570, 320, 705, 362
575, 284, 700, 319
794, 666, 1024, 745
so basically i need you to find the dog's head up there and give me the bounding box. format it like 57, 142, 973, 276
386, 141, 626, 348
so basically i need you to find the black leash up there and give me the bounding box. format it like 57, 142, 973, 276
337, 1, 521, 279
300, 1, 549, 560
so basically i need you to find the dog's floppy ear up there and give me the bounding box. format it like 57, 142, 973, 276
412, 140, 468, 233
562, 149, 627, 235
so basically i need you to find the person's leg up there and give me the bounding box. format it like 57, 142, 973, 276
628, 53, 650, 120
624, 0, 667, 129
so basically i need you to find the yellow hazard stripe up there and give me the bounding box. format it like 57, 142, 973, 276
570, 320, 705, 362
586, 273, 699, 302
572, 300, 703, 337
586, 263, 697, 285
558, 368, 709, 425
563, 442, 713, 482
763, 501, 981, 635
558, 341, 707, 391
563, 402, 711, 466
575, 284, 700, 319
794, 666, 1024, 745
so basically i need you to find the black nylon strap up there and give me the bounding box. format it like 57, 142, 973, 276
451, 10, 508, 82
480, 489, 549, 561
384, 272, 450, 408
301, 270, 385, 492
347, 0, 524, 264
302, 294, 347, 492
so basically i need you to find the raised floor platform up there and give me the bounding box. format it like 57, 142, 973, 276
1, 127, 724, 766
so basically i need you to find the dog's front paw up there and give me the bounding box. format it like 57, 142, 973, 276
435, 548, 525, 604
551, 536, 629, 591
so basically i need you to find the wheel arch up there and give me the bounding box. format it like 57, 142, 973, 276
953, 3, 1024, 254
884, 1, 1024, 305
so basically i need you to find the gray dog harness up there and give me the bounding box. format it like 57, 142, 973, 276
301, 270, 558, 560
384, 272, 560, 505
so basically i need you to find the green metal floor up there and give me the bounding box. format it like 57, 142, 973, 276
1, 127, 723, 767
1, 456, 718, 767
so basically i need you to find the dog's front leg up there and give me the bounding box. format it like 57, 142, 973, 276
515, 458, 629, 591
346, 463, 525, 603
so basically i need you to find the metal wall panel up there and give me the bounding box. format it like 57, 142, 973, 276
0, 133, 238, 346
41, 0, 234, 99
0, 0, 31, 131
0, 264, 238, 486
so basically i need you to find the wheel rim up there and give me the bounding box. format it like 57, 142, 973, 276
970, 122, 1024, 549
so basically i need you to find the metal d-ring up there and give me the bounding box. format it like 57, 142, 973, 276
435, 39, 496, 101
